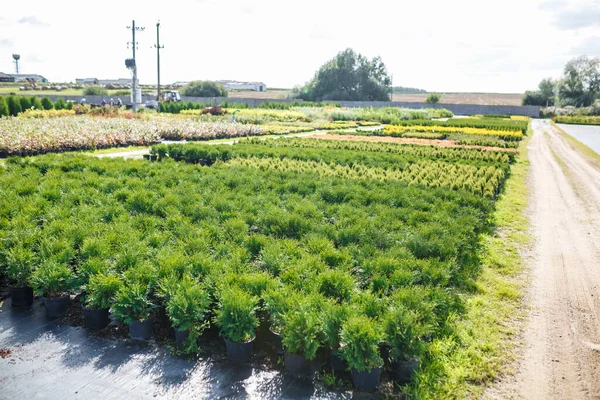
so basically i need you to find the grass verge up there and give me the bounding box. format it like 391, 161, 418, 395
405, 125, 532, 399
551, 121, 600, 167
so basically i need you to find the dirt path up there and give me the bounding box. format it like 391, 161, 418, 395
487, 119, 600, 399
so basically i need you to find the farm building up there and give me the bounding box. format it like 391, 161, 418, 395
76, 78, 136, 87
11, 74, 47, 82
216, 80, 267, 92
0, 72, 15, 82
75, 78, 99, 85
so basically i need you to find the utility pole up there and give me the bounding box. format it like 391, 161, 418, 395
126, 20, 145, 112
154, 21, 164, 112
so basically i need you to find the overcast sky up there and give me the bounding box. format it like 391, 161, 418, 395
0, 0, 598, 92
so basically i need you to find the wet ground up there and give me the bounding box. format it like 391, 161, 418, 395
0, 297, 393, 399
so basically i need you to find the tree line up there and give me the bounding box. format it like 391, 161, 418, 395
523, 56, 600, 107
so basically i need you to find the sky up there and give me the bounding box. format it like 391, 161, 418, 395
0, 0, 599, 93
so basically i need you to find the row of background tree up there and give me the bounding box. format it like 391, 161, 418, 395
180, 49, 433, 103
522, 56, 600, 107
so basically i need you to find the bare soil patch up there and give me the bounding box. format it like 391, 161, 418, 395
305, 133, 518, 153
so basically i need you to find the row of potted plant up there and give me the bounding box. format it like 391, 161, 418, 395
5, 262, 428, 391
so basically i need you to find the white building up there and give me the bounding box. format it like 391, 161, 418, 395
216, 80, 266, 92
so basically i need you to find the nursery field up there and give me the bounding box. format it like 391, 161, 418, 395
0, 102, 533, 396
0, 122, 524, 396
0, 102, 452, 157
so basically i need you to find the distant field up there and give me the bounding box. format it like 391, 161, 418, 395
227, 90, 290, 100
0, 83, 524, 106
392, 93, 523, 106
230, 90, 524, 106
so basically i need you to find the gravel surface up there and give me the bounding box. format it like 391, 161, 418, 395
487, 119, 600, 399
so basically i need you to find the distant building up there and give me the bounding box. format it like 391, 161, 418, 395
76, 78, 99, 85
216, 80, 266, 92
0, 72, 15, 82
11, 74, 47, 83
76, 78, 136, 86
171, 80, 267, 92
98, 78, 134, 86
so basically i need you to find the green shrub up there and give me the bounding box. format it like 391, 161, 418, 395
83, 86, 108, 96
6, 96, 22, 116
84, 273, 122, 309
317, 269, 355, 302
263, 287, 302, 332
213, 287, 258, 343
382, 305, 429, 362
30, 96, 43, 110
322, 301, 351, 351
339, 316, 383, 372
19, 96, 32, 112
425, 93, 441, 104
112, 282, 156, 324
55, 98, 67, 110
65, 100, 74, 110
4, 245, 37, 286
0, 96, 8, 117
30, 262, 75, 298
41, 97, 54, 110
165, 276, 211, 332
281, 298, 324, 360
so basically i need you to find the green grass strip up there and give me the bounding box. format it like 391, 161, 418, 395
405, 125, 532, 399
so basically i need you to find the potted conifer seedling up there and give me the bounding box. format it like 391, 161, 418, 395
263, 287, 300, 354
82, 274, 122, 330
30, 262, 75, 318
281, 299, 324, 377
322, 301, 350, 372
165, 276, 211, 351
339, 316, 384, 391
213, 287, 258, 362
383, 306, 428, 384
5, 246, 36, 307
113, 282, 157, 340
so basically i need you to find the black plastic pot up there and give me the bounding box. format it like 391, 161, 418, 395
174, 328, 190, 347
129, 316, 154, 340
10, 286, 33, 307
82, 306, 109, 330
42, 295, 70, 318
329, 351, 347, 372
351, 366, 383, 391
284, 352, 311, 377
392, 359, 420, 384
224, 337, 254, 362
270, 328, 284, 355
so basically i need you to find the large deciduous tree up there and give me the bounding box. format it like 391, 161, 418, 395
294, 49, 392, 101
557, 56, 600, 107
180, 81, 228, 98
522, 77, 556, 106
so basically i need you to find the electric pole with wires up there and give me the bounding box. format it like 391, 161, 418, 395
126, 20, 145, 112
154, 21, 164, 112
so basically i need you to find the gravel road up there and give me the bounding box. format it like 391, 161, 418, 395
487, 119, 600, 399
